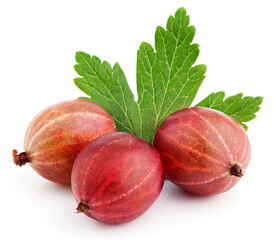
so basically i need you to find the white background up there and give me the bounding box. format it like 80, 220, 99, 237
1, 0, 273, 239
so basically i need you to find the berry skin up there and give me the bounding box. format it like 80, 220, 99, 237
72, 132, 164, 224
154, 107, 251, 195
13, 99, 116, 184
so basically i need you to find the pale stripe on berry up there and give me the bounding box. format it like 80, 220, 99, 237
27, 112, 110, 150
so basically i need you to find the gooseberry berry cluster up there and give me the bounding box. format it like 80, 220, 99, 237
13, 99, 251, 224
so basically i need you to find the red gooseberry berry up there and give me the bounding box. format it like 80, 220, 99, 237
13, 99, 116, 184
